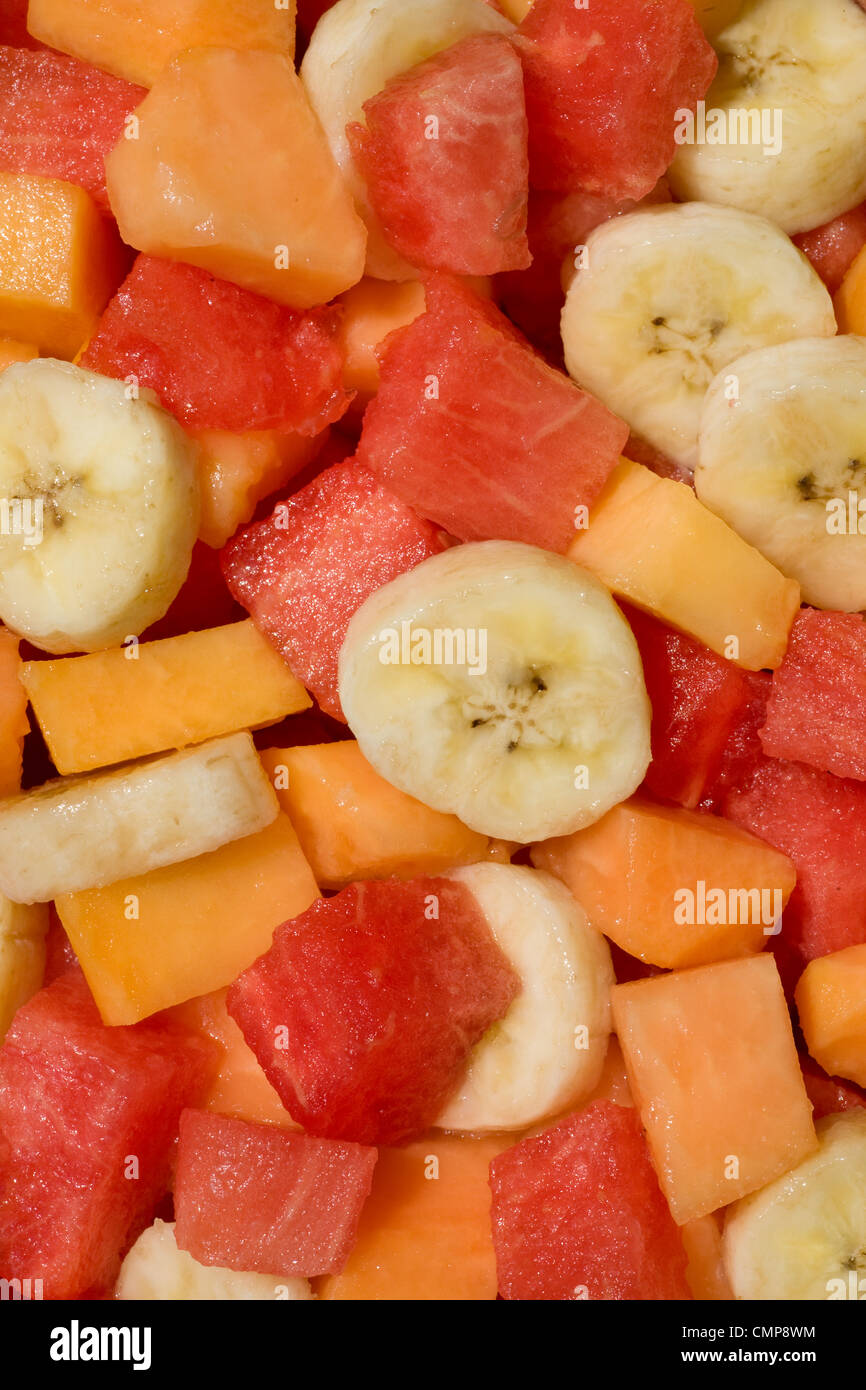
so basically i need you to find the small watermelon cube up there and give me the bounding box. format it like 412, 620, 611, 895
221, 459, 445, 720
226, 877, 520, 1145
174, 1110, 377, 1278
357, 274, 628, 552
80, 254, 350, 434
489, 1100, 692, 1300
0, 1, 40, 47
700, 669, 772, 808
794, 201, 866, 294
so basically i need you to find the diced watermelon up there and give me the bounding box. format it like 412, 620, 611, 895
700, 669, 772, 809
357, 274, 627, 552
0, 970, 216, 1299
800, 1056, 866, 1120
794, 202, 866, 294
221, 459, 445, 720
80, 255, 350, 434
226, 878, 520, 1145
174, 1110, 377, 1278
347, 35, 529, 276
489, 1100, 692, 1300
0, 46, 145, 215
141, 539, 243, 642
0, 1, 42, 48
516, 0, 717, 197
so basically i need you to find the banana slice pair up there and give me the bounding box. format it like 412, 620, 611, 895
117, 1220, 313, 1301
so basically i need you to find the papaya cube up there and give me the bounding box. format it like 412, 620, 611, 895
612, 955, 817, 1224
796, 945, 866, 1090
0, 627, 29, 796
193, 428, 328, 549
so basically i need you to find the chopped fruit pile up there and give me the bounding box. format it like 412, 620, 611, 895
2, 0, 866, 1308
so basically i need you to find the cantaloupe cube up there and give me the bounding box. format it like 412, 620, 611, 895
0, 172, 126, 357
0, 628, 29, 797
260, 741, 488, 889
0, 338, 38, 372
532, 798, 796, 970
105, 48, 367, 310
55, 813, 319, 1025
681, 1213, 734, 1301
568, 458, 800, 671
22, 620, 311, 775
612, 955, 817, 1224
795, 944, 866, 1089
337, 278, 426, 403
192, 427, 327, 549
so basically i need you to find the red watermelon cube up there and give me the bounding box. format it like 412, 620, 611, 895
799, 1057, 866, 1120
517, 0, 717, 197
357, 274, 628, 552
489, 1100, 692, 1300
0, 970, 216, 1299
174, 1110, 377, 1278
794, 201, 866, 294
226, 878, 520, 1145
80, 255, 350, 434
221, 459, 445, 720
0, 1, 40, 47
700, 669, 772, 809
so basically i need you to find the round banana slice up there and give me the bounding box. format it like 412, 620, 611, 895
117, 1220, 314, 1301
338, 541, 651, 842
0, 359, 199, 654
560, 202, 835, 470
300, 0, 513, 280
668, 0, 866, 235
723, 1111, 866, 1301
696, 336, 866, 612
436, 863, 613, 1132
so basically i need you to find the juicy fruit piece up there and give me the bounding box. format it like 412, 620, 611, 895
81, 256, 349, 435
612, 955, 817, 1224
795, 201, 866, 295
0, 628, 28, 797
226, 877, 519, 1145
357, 274, 628, 552
106, 48, 366, 310
142, 538, 242, 642
702, 668, 771, 807
194, 427, 326, 550
337, 277, 426, 402
0, 731, 278, 903
0, 969, 216, 1299
0, 338, 37, 372
347, 34, 530, 276
517, 0, 717, 197
55, 813, 318, 1026
568, 458, 801, 671
489, 1101, 693, 1300
835, 241, 866, 332
796, 946, 866, 1090
0, 898, 48, 1040
800, 1057, 866, 1120
174, 1110, 377, 1278
117, 1220, 313, 1301
533, 799, 795, 971
22, 620, 311, 775
339, 542, 651, 842
260, 740, 488, 889
682, 1214, 734, 1301
222, 459, 444, 721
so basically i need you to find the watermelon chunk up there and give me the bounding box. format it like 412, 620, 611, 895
357, 274, 628, 552
0, 970, 216, 1299
174, 1110, 377, 1278
800, 1056, 866, 1120
0, 2, 45, 49
347, 34, 530, 276
489, 1100, 692, 1300
701, 669, 772, 809
80, 255, 350, 434
226, 877, 520, 1145
221, 459, 445, 720
794, 202, 866, 294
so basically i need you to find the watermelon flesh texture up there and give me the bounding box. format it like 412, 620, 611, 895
0, 1, 39, 47
80, 254, 350, 434
516, 0, 717, 197
357, 273, 628, 552
0, 970, 216, 1299
174, 1110, 377, 1278
221, 459, 445, 720
794, 201, 866, 294
226, 878, 520, 1146
700, 669, 772, 810
489, 1100, 692, 1300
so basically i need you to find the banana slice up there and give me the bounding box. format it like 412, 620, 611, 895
338, 541, 651, 842
436, 863, 613, 1132
723, 1111, 866, 1300
0, 896, 48, 1040
560, 202, 835, 470
668, 0, 866, 235
300, 0, 513, 280
0, 359, 199, 655
116, 1220, 314, 1301
695, 335, 866, 611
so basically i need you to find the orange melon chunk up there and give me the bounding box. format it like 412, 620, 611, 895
834, 241, 866, 334
532, 798, 795, 970
337, 278, 426, 402
681, 1213, 734, 1301
795, 944, 866, 1089
22, 620, 311, 775
55, 812, 319, 1025
0, 628, 29, 797
612, 955, 817, 1224
192, 426, 327, 549
0, 338, 38, 372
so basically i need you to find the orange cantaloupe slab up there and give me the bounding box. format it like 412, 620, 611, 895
681, 1213, 734, 1301
317, 1136, 511, 1301
612, 955, 817, 1224
192, 426, 327, 549
532, 798, 795, 970
834, 242, 866, 333
55, 812, 319, 1025
795, 944, 866, 1089
0, 172, 127, 358
568, 458, 800, 671
0, 629, 29, 797
260, 741, 489, 889
105, 48, 367, 310
27, 0, 296, 88
337, 278, 427, 401
0, 338, 38, 372
22, 620, 311, 775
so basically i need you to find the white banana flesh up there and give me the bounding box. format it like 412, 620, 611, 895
116, 1220, 314, 1301
0, 896, 49, 1040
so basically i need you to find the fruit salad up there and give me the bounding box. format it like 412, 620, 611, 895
1, 0, 866, 1310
